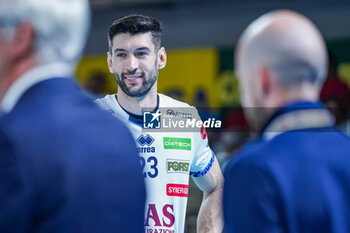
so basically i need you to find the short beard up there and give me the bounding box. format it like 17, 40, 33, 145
114, 70, 158, 98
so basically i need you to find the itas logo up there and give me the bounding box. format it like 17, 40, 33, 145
144, 110, 161, 129
145, 204, 175, 228
136, 134, 155, 153
167, 159, 190, 174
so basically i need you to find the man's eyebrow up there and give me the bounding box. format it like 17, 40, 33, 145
114, 48, 126, 53
135, 47, 150, 52
113, 47, 150, 53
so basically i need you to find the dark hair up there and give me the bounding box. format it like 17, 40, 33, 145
108, 14, 162, 53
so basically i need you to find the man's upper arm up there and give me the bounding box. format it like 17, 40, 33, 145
189, 131, 223, 193
223, 158, 281, 233
192, 156, 223, 194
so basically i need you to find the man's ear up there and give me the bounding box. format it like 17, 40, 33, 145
11, 23, 35, 61
157, 47, 167, 70
257, 66, 272, 97
107, 51, 114, 73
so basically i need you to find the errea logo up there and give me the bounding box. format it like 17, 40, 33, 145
136, 134, 155, 154
136, 134, 154, 146
167, 159, 190, 174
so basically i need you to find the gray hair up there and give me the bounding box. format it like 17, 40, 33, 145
269, 58, 322, 87
0, 0, 90, 66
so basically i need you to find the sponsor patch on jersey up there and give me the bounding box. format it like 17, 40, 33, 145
136, 134, 154, 146
145, 204, 175, 228
200, 125, 207, 139
163, 137, 191, 151
167, 159, 190, 174
166, 184, 189, 197
136, 134, 156, 153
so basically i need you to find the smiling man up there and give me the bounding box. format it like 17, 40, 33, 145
96, 15, 223, 233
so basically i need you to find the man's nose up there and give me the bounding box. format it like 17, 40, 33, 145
126, 55, 138, 74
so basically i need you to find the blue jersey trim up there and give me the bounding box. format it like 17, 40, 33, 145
190, 149, 215, 177
115, 94, 160, 128
128, 115, 143, 127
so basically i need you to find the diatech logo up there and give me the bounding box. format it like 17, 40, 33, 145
136, 134, 155, 153
167, 159, 190, 174
143, 110, 161, 129
163, 137, 191, 151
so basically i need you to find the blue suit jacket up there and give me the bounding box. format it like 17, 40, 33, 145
0, 78, 145, 233
224, 102, 350, 233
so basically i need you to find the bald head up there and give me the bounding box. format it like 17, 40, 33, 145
236, 10, 327, 128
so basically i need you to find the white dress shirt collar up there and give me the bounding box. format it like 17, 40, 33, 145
1, 62, 73, 113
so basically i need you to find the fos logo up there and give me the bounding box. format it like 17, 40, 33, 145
167, 159, 190, 174
144, 110, 161, 129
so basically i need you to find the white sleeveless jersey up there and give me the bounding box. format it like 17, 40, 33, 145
96, 94, 215, 233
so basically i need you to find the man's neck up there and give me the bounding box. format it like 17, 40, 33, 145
0, 57, 36, 102
117, 87, 158, 116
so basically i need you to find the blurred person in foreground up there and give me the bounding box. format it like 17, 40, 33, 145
320, 52, 350, 132
223, 10, 350, 233
96, 15, 223, 233
85, 71, 107, 98
0, 0, 145, 232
